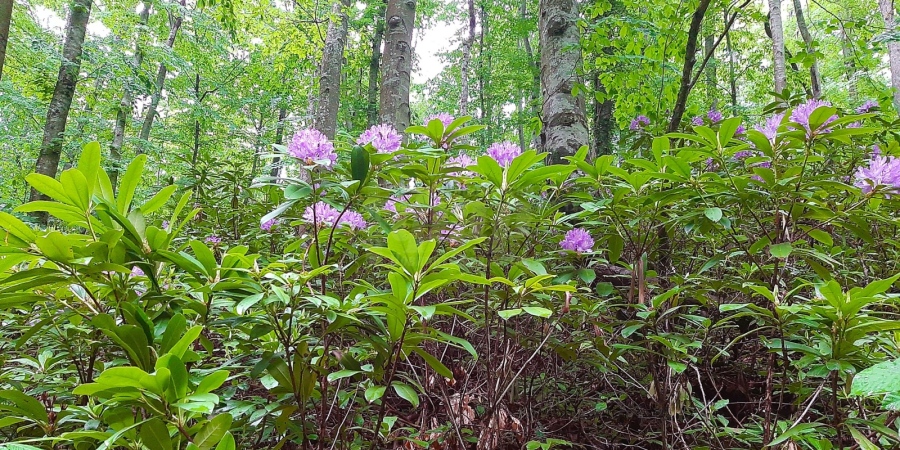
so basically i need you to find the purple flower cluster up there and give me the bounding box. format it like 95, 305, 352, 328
854, 151, 900, 195
447, 153, 476, 177
426, 113, 455, 128
206, 235, 222, 245
302, 202, 367, 230
288, 129, 337, 168
560, 228, 594, 253
629, 115, 651, 131
383, 195, 406, 215
707, 109, 723, 123
261, 218, 278, 232
487, 141, 522, 167
131, 266, 145, 277
735, 124, 746, 136
790, 99, 837, 137
358, 124, 402, 153
733, 150, 754, 161
857, 100, 879, 114
756, 112, 785, 142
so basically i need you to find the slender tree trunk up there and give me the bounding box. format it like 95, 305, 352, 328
704, 33, 717, 108
479, 4, 493, 144
378, 0, 416, 130
592, 72, 615, 157
538, 0, 589, 164
313, 0, 350, 138
667, 0, 712, 132
366, 0, 386, 125
110, 2, 150, 189
521, 0, 540, 117
138, 1, 184, 149
840, 30, 857, 101
251, 108, 265, 176
768, 0, 787, 95
271, 104, 287, 178
192, 74, 201, 166
725, 8, 738, 114
0, 0, 12, 82
459, 0, 475, 116
879, 0, 900, 113
792, 0, 822, 98
29, 0, 92, 224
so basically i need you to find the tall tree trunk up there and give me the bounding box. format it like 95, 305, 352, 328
879, 0, 900, 113
110, 2, 151, 189
271, 104, 287, 178
725, 8, 738, 114
366, 0, 386, 125
479, 4, 493, 145
459, 0, 475, 116
0, 0, 11, 82
192, 73, 201, 166
592, 72, 615, 157
840, 30, 857, 101
521, 0, 540, 117
704, 33, 717, 108
138, 1, 184, 149
768, 0, 787, 95
791, 0, 822, 98
378, 0, 416, 130
667, 0, 712, 132
29, 0, 92, 224
538, 0, 588, 164
313, 0, 350, 138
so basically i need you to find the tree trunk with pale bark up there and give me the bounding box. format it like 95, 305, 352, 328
30, 0, 92, 224
459, 0, 475, 116
538, 0, 588, 164
768, 0, 787, 94
366, 0, 386, 126
791, 0, 822, 98
313, 0, 350, 138
378, 0, 416, 130
879, 0, 900, 113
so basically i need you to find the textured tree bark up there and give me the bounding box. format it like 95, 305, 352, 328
29, 0, 92, 224
366, 0, 386, 126
313, 0, 350, 138
592, 72, 615, 157
378, 0, 416, 131
110, 2, 151, 190
667, 0, 712, 133
459, 0, 475, 116
138, 1, 184, 148
791, 0, 822, 98
879, 0, 900, 113
538, 0, 588, 165
768, 0, 787, 95
0, 0, 12, 82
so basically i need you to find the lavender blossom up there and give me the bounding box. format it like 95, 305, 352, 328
426, 113, 455, 128
854, 152, 900, 195
735, 124, 746, 136
302, 201, 341, 227
733, 150, 754, 161
857, 100, 879, 114
358, 124, 402, 153
691, 116, 705, 127
261, 218, 278, 232
447, 153, 476, 177
560, 228, 594, 253
630, 115, 651, 130
487, 141, 522, 167
707, 109, 723, 123
288, 129, 337, 168
340, 211, 367, 230
790, 99, 838, 136
756, 112, 785, 142
205, 235, 222, 245
130, 266, 145, 277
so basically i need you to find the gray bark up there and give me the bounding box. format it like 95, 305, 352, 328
538, 0, 588, 164
30, 0, 92, 224
840, 30, 856, 100
768, 0, 787, 94
0, 0, 11, 82
478, 4, 492, 144
378, 0, 416, 130
366, 0, 385, 125
791, 0, 822, 98
110, 2, 151, 189
879, 0, 900, 113
592, 72, 614, 157
667, 0, 712, 132
521, 0, 540, 115
313, 0, 350, 138
704, 33, 717, 108
138, 1, 184, 148
459, 0, 475, 116
271, 104, 287, 178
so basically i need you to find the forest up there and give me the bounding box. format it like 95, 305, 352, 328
1, 0, 900, 448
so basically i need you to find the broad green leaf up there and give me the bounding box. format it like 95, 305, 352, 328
117, 154, 147, 213
768, 242, 793, 259
851, 359, 900, 396
392, 382, 419, 408
140, 418, 172, 450
365, 385, 386, 403
704, 207, 722, 222
193, 414, 233, 450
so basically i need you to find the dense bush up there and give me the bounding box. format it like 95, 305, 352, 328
1, 102, 900, 449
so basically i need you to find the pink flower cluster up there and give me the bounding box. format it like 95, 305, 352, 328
560, 228, 594, 253
487, 141, 522, 167
426, 113, 455, 128
289, 129, 337, 168
302, 202, 367, 230
854, 148, 900, 195
358, 124, 402, 153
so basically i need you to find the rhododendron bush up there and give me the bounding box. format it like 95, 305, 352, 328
2, 103, 900, 449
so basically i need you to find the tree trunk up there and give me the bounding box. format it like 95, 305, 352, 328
459, 0, 475, 116
704, 33, 717, 108
538, 0, 588, 164
110, 2, 151, 189
29, 0, 92, 224
271, 104, 287, 178
791, 0, 822, 98
879, 0, 900, 113
768, 0, 787, 95
138, 1, 184, 148
521, 0, 540, 117
192, 73, 201, 166
0, 0, 12, 82
725, 8, 738, 114
592, 72, 615, 157
378, 0, 416, 130
479, 3, 493, 145
366, 0, 386, 126
313, 0, 350, 138
667, 0, 712, 133
841, 30, 857, 101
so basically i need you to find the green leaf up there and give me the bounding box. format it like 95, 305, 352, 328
140, 418, 172, 450
847, 425, 879, 450
214, 432, 236, 450
327, 370, 362, 382
142, 185, 178, 215
0, 212, 36, 244
411, 347, 452, 378
768, 422, 824, 446
24, 173, 72, 205
60, 169, 90, 211
168, 326, 203, 360
0, 390, 49, 423
704, 207, 722, 222
365, 385, 386, 403
194, 414, 233, 450
768, 242, 793, 259
851, 359, 900, 396
117, 154, 147, 213
522, 306, 552, 318
392, 382, 420, 408
498, 308, 523, 320
351, 146, 370, 185
78, 141, 102, 194
34, 231, 74, 262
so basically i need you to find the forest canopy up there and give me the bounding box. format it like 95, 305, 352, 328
2, 0, 900, 448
